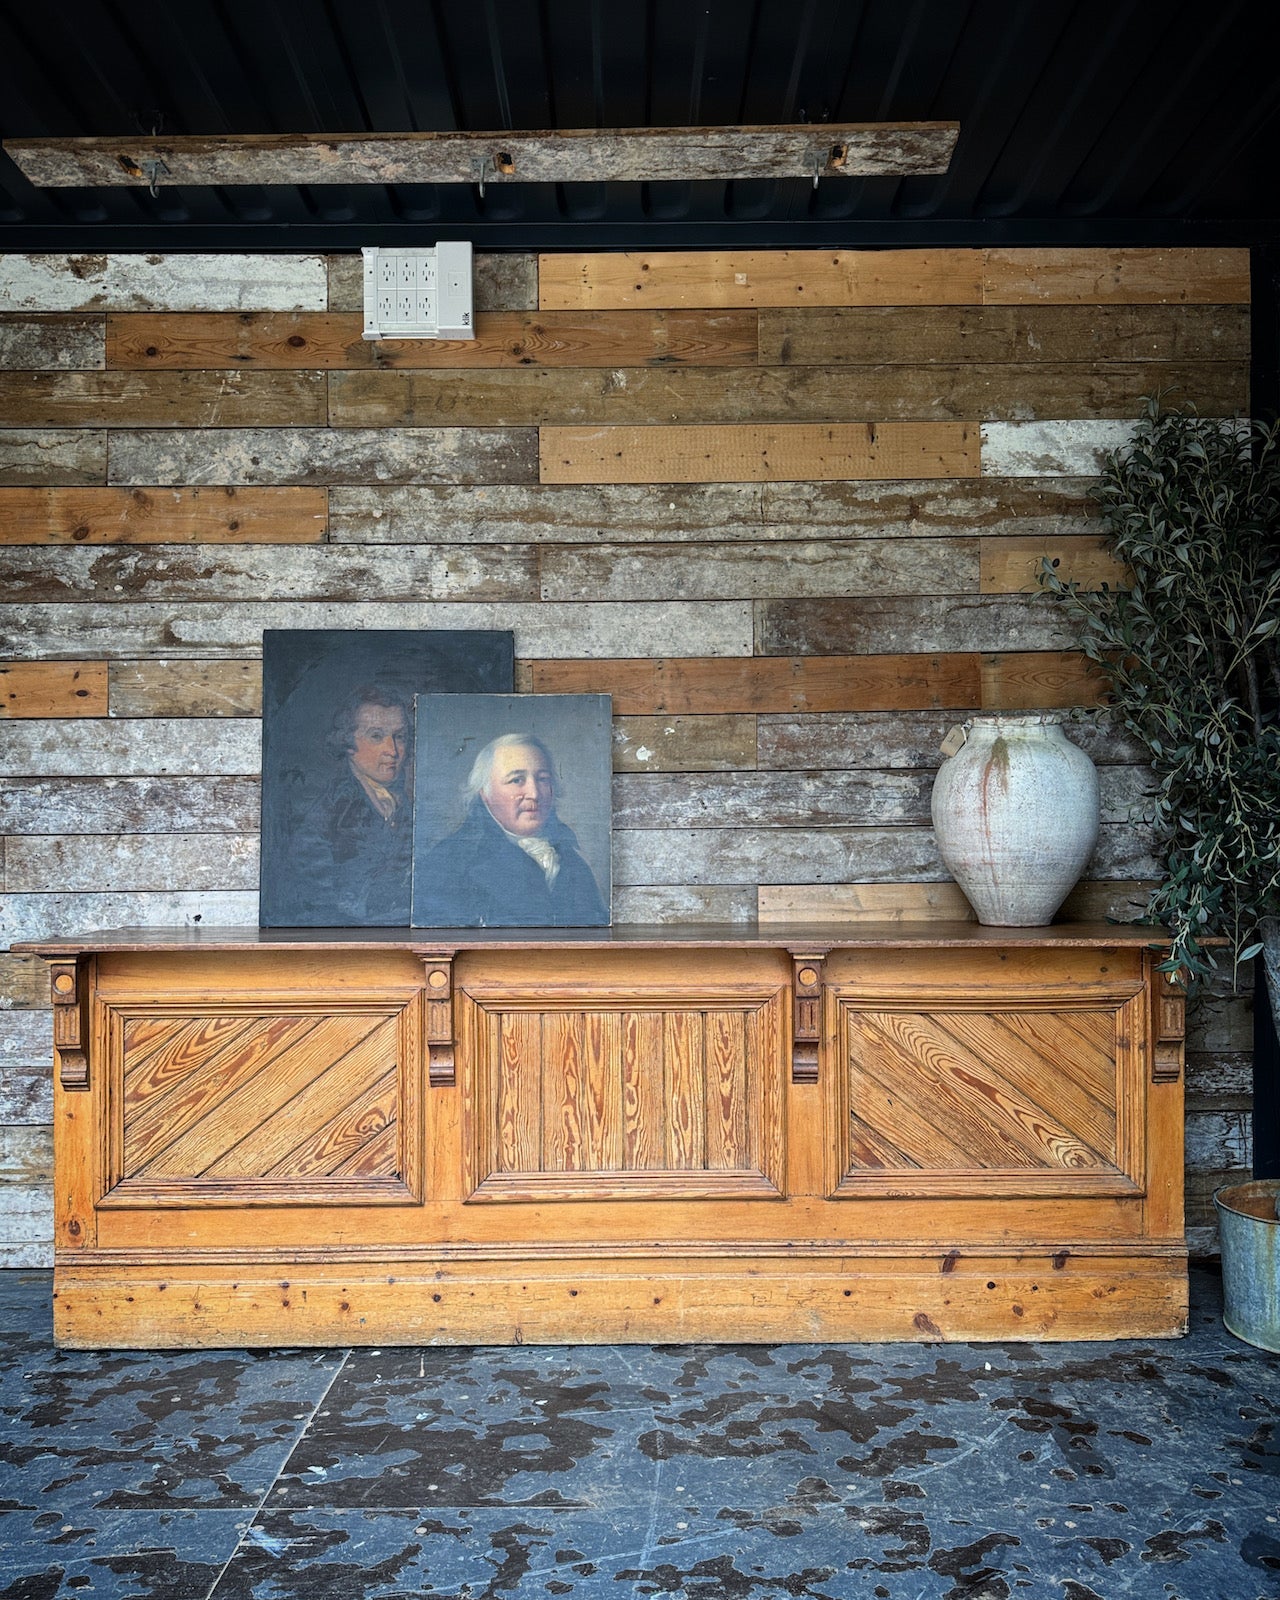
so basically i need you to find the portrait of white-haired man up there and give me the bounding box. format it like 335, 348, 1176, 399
286, 683, 413, 924
415, 731, 608, 927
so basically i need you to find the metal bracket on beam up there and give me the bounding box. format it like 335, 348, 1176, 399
50, 958, 90, 1091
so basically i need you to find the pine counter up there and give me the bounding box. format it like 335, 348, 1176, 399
15, 923, 1188, 1348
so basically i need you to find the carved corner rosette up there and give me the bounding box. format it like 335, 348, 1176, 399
786, 947, 830, 1084
49, 958, 90, 1091
417, 949, 458, 1087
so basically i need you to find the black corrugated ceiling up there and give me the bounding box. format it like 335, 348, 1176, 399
2, 0, 1279, 251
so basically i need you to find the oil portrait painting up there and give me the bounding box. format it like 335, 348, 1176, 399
411, 693, 612, 928
259, 629, 514, 927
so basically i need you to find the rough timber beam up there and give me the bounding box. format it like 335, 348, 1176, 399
3, 124, 959, 190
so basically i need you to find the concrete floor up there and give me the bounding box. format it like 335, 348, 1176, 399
1, 1268, 1278, 1599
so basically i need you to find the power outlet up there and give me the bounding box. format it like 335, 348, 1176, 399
361, 245, 475, 340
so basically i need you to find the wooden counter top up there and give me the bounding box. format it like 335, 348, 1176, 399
14, 919, 1168, 955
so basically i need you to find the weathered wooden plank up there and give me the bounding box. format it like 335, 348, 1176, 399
0, 429, 106, 486
758, 882, 975, 922
758, 303, 1252, 366
107, 311, 370, 371
327, 252, 539, 314
612, 765, 1142, 831
0, 371, 327, 429
540, 538, 979, 601
0, 253, 328, 313
981, 421, 1140, 476
0, 1069, 48, 1126
529, 654, 981, 713
7, 125, 958, 189
330, 478, 1099, 545
616, 826, 948, 887
541, 423, 979, 485
758, 711, 959, 771
983, 248, 1251, 306
0, 601, 753, 660
1186, 1169, 1248, 1243
0, 718, 260, 776
0, 315, 105, 370
980, 651, 1107, 710
1185, 1110, 1251, 1170
0, 1184, 52, 1265
614, 770, 933, 828
1185, 1051, 1252, 1106
108, 309, 759, 370
757, 595, 1079, 656
538, 250, 985, 310
613, 821, 1157, 884
1186, 993, 1255, 1055
612, 884, 756, 923
757, 709, 1144, 771
109, 659, 262, 717
107, 427, 539, 486
330, 482, 765, 543
0, 890, 258, 949
980, 535, 1128, 594
0, 1126, 51, 1195
0, 661, 108, 718
332, 362, 1244, 427
0, 487, 327, 545
612, 715, 756, 773
762, 478, 1101, 534
4, 834, 259, 892
0, 543, 538, 604
0, 952, 53, 1009
1095, 764, 1158, 824
0, 1009, 53, 1084
0, 777, 259, 835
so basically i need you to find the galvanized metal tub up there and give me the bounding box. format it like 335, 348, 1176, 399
1214, 1180, 1280, 1353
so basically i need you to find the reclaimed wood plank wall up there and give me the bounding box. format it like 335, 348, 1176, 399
0, 245, 1254, 1264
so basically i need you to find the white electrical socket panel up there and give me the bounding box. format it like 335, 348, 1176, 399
361, 243, 475, 340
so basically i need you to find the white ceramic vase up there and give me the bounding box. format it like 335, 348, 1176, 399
930, 714, 1099, 926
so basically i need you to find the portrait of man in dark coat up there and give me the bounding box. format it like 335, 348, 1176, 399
416, 732, 608, 927
288, 684, 413, 924
257, 629, 515, 927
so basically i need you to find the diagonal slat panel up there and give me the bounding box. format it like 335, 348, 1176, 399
921, 1011, 1110, 1169
847, 1012, 1013, 1167
991, 1008, 1117, 1101
956, 1010, 1116, 1156
849, 1109, 922, 1170
331, 1119, 398, 1178
124, 1014, 257, 1101
140, 1012, 391, 1178
906, 1012, 1106, 1169
848, 1009, 1108, 1173
124, 1014, 324, 1172
263, 1067, 398, 1180
196, 1018, 398, 1179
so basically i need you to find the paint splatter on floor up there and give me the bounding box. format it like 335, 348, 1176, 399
2, 1268, 1278, 1598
